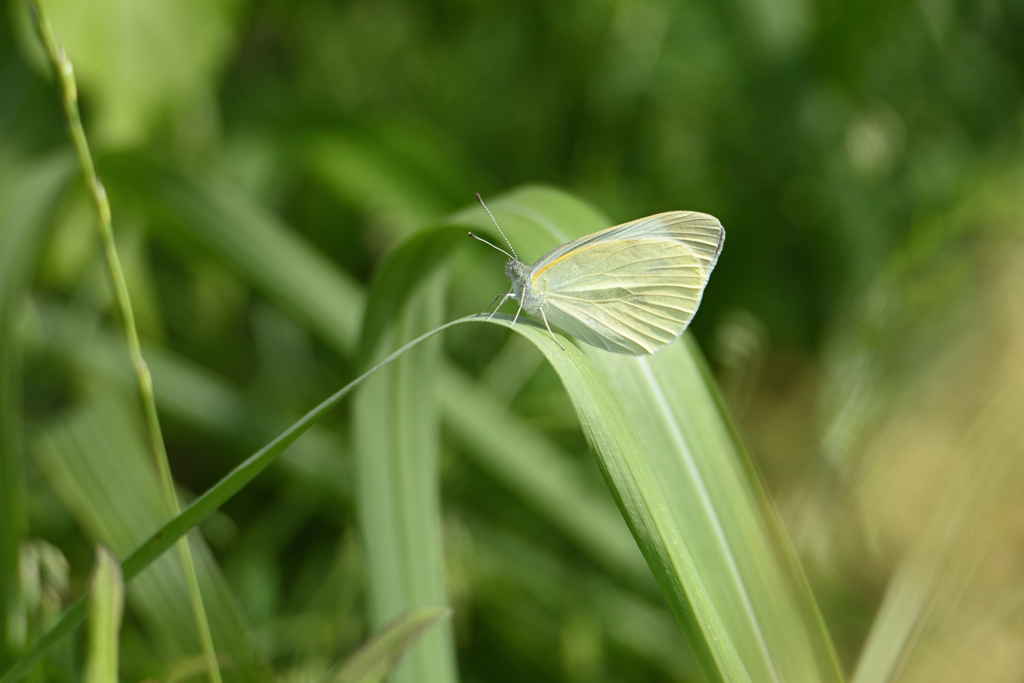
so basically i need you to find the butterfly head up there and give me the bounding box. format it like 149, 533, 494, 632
505, 259, 527, 282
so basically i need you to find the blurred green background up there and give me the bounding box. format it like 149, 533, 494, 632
3, 0, 1024, 681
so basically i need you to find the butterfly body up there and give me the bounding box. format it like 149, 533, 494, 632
497, 211, 725, 355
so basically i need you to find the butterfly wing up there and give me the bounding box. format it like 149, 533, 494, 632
529, 212, 724, 355
532, 211, 724, 275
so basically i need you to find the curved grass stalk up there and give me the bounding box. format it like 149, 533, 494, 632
0, 315, 479, 683
29, 3, 220, 681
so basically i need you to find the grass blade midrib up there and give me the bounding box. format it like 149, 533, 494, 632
636, 356, 778, 682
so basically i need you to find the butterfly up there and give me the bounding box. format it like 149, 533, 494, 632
471, 194, 724, 355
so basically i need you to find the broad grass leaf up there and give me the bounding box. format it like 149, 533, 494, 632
354, 269, 458, 683
358, 226, 466, 365
586, 339, 842, 682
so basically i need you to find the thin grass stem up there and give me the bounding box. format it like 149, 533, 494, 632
28, 3, 221, 682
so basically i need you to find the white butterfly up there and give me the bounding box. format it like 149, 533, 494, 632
472, 195, 724, 355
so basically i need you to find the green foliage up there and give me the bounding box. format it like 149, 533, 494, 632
22, 0, 238, 146
370, 187, 841, 679
2, 0, 1024, 682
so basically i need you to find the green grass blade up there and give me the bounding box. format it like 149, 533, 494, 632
97, 168, 841, 680
356, 189, 654, 594
358, 226, 466, 365
115, 165, 656, 598
83, 547, 124, 683
328, 605, 451, 683
31, 398, 266, 681
493, 319, 741, 683
0, 304, 649, 681
5, 284, 837, 682
0, 316, 474, 683
0, 152, 76, 667
364, 187, 843, 682
30, 6, 223, 678
586, 339, 843, 682
30, 299, 351, 501
485, 190, 840, 681
35, 294, 646, 603
355, 271, 458, 683
438, 368, 654, 595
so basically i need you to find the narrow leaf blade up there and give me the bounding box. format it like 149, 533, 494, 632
355, 270, 458, 683
330, 605, 452, 683
83, 547, 124, 683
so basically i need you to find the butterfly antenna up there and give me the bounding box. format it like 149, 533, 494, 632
468, 231, 514, 260
476, 193, 518, 260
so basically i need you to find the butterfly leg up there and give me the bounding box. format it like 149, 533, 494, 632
481, 290, 509, 318
539, 309, 565, 350
485, 290, 513, 321
510, 299, 524, 326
